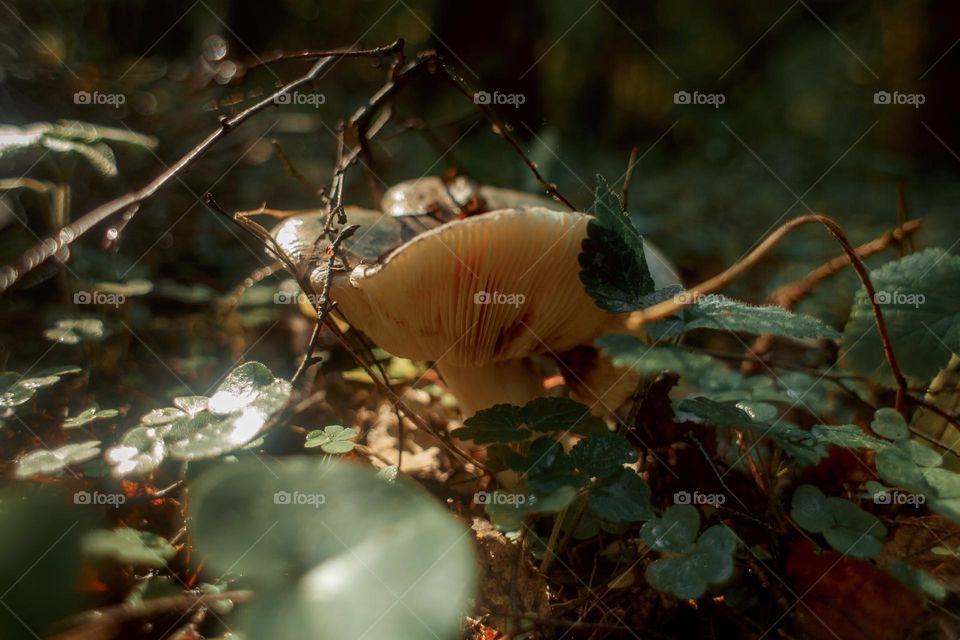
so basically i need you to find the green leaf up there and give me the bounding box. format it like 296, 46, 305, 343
588, 469, 653, 523
43, 318, 108, 344
823, 499, 886, 558
640, 505, 700, 552
0, 487, 96, 638
82, 528, 176, 568
887, 561, 947, 602
689, 525, 737, 583
570, 432, 636, 477
791, 485, 886, 558
598, 334, 732, 381
676, 397, 759, 429
453, 404, 529, 444
843, 249, 960, 383
305, 425, 358, 454
376, 465, 399, 483
811, 424, 887, 451
644, 523, 738, 600
578, 175, 655, 312
671, 294, 839, 340
190, 458, 475, 640
872, 408, 908, 440
521, 397, 606, 434
0, 366, 82, 409
63, 406, 119, 429
107, 362, 291, 476
790, 485, 833, 533
507, 437, 584, 494
15, 441, 101, 477
646, 556, 706, 600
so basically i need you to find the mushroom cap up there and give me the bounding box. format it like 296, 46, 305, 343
271, 206, 405, 265
321, 207, 677, 367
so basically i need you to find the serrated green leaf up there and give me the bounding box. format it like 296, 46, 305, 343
674, 294, 839, 340
578, 175, 655, 312
305, 425, 358, 454
676, 396, 759, 429
843, 249, 960, 384
640, 505, 700, 552
521, 397, 606, 434
598, 334, 733, 383
588, 469, 652, 523
508, 437, 584, 494
453, 404, 529, 444
570, 432, 636, 477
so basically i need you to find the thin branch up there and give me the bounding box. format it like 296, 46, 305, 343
626, 214, 910, 411
621, 144, 639, 211
744, 219, 922, 373
0, 40, 405, 295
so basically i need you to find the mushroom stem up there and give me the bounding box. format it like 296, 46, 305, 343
436, 358, 546, 418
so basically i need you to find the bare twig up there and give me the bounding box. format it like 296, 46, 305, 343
626, 214, 910, 411
743, 219, 922, 373
621, 144, 639, 211
0, 40, 405, 294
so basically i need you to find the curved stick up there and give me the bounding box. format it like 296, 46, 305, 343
626, 214, 909, 411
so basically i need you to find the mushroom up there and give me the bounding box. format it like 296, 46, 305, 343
273, 192, 679, 418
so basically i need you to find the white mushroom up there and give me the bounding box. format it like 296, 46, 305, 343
301, 206, 677, 416
270, 180, 679, 418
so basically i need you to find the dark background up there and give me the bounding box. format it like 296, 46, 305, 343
1, 0, 958, 399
